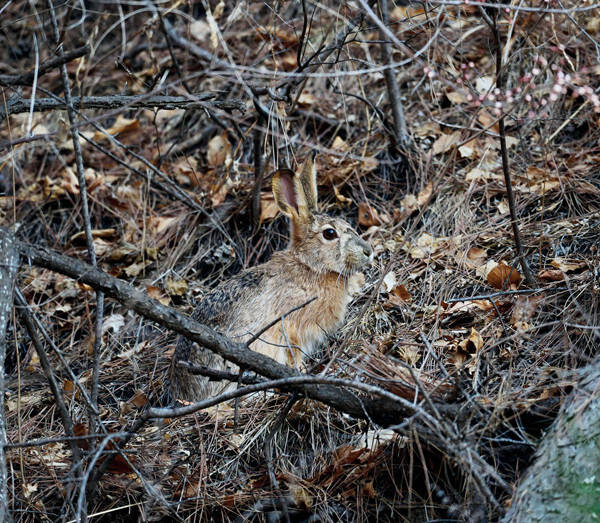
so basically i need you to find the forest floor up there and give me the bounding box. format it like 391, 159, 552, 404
1, 1, 599, 521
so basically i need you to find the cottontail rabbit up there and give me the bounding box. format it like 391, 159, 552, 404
170, 155, 373, 401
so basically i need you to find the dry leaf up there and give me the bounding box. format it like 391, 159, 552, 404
487, 261, 522, 289
94, 115, 139, 140
476, 75, 494, 92
398, 345, 420, 365
207, 134, 232, 167
551, 257, 587, 272
402, 181, 433, 214
210, 177, 234, 207
124, 260, 150, 277
465, 247, 487, 269
102, 314, 125, 335
358, 202, 381, 227
382, 272, 397, 293
260, 191, 279, 223
146, 285, 170, 306
459, 327, 484, 354
447, 91, 467, 104
331, 136, 349, 151
166, 278, 188, 296
71, 229, 116, 243
297, 92, 317, 107
538, 269, 564, 281
129, 390, 148, 408
388, 284, 412, 307
361, 156, 378, 172
432, 131, 461, 155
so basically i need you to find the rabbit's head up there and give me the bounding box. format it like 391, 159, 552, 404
272, 155, 373, 277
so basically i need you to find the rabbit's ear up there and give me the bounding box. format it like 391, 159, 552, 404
273, 168, 300, 220
297, 152, 318, 216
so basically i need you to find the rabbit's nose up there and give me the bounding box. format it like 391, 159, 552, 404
359, 239, 373, 258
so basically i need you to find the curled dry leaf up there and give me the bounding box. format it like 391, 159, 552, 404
207, 133, 232, 168
382, 272, 397, 293
166, 278, 188, 296
296, 92, 317, 107
401, 181, 433, 215
146, 285, 170, 306
93, 115, 139, 141
102, 314, 125, 335
407, 232, 458, 259
259, 191, 279, 224
71, 228, 116, 243
459, 327, 484, 354
538, 269, 565, 281
388, 284, 412, 308
486, 261, 522, 290
465, 246, 487, 269
432, 131, 461, 155
398, 344, 420, 365
331, 136, 350, 152
358, 202, 382, 227
551, 257, 587, 273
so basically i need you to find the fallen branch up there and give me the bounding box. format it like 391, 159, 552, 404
13, 234, 434, 427
0, 44, 90, 87
0, 93, 245, 120
0, 231, 18, 520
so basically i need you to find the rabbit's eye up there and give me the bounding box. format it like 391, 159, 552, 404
322, 228, 338, 240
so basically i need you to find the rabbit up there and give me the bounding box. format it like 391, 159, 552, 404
170, 154, 373, 402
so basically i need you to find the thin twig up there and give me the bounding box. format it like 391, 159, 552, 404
47, 0, 104, 453
175, 361, 263, 384
0, 93, 244, 120
14, 289, 83, 471
0, 45, 90, 87
251, 109, 266, 232
378, 0, 409, 148
445, 288, 546, 303
487, 11, 536, 287
245, 297, 317, 347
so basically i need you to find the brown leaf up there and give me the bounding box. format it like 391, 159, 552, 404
146, 285, 170, 306
358, 202, 381, 227
465, 247, 487, 269
259, 191, 279, 224
487, 261, 522, 289
207, 133, 232, 168
94, 115, 139, 140
550, 257, 587, 273
458, 327, 484, 354
387, 284, 412, 307
129, 390, 148, 408
165, 278, 188, 296
538, 269, 565, 281
432, 131, 461, 155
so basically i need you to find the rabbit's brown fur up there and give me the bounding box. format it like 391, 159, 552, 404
170, 156, 372, 401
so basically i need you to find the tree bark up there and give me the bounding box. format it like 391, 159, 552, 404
503, 358, 600, 522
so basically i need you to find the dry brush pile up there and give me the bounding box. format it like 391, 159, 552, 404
0, 0, 599, 521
